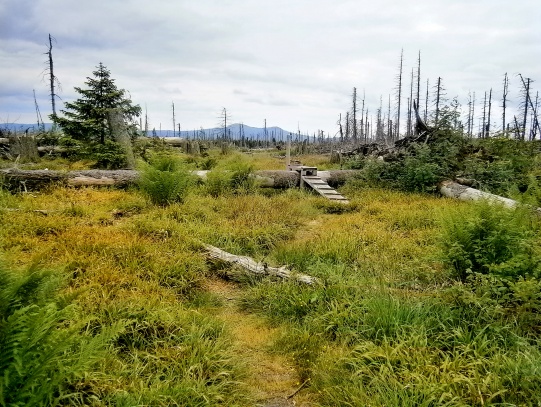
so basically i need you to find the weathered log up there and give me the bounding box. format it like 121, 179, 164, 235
0, 169, 139, 191
204, 244, 319, 285
439, 180, 541, 213
0, 168, 358, 191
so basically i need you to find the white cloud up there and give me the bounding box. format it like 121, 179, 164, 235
1, 0, 539, 134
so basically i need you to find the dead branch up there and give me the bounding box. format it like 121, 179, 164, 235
204, 244, 319, 285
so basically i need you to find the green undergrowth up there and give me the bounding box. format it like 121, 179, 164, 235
2, 152, 541, 405
238, 189, 541, 405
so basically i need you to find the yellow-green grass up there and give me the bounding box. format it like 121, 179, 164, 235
0, 185, 323, 404
2, 166, 540, 405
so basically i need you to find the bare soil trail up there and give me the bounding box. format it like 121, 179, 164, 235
205, 278, 315, 407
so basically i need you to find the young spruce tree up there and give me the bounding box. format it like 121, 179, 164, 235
53, 63, 141, 145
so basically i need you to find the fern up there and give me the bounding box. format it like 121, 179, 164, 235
138, 155, 196, 205
0, 266, 122, 406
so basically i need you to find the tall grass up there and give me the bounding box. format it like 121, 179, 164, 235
2, 146, 541, 405
0, 265, 121, 406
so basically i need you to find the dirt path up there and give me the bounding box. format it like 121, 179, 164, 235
205, 278, 314, 407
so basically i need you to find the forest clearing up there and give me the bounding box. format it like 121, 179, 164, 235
2, 140, 541, 406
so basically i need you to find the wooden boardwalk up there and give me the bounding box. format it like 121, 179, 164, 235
301, 175, 349, 204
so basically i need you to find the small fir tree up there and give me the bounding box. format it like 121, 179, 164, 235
52, 63, 141, 145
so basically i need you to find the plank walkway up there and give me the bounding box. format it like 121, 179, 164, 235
301, 175, 349, 203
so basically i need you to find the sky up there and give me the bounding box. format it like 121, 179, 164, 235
1, 0, 539, 135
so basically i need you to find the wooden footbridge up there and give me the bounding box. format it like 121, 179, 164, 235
288, 164, 349, 204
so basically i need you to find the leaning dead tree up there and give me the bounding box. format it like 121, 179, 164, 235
107, 108, 136, 169
205, 244, 319, 285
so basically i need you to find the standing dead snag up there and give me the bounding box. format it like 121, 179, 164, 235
204, 244, 319, 285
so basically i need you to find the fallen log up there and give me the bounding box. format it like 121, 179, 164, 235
0, 168, 358, 191
439, 180, 541, 213
204, 244, 319, 285
0, 169, 139, 191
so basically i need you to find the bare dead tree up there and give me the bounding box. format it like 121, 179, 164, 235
352, 87, 358, 142
33, 89, 44, 130
502, 73, 509, 134
434, 77, 442, 126
517, 74, 540, 139
172, 101, 176, 137
387, 94, 392, 142
519, 75, 531, 140
486, 88, 492, 137
219, 107, 229, 141
416, 51, 421, 112
264, 118, 268, 148
407, 68, 414, 137
365, 109, 369, 143
376, 95, 383, 142
44, 34, 61, 122
337, 113, 344, 143
531, 91, 540, 140
424, 78, 429, 121
466, 92, 473, 137
360, 90, 365, 142
395, 49, 404, 138
513, 116, 521, 139
481, 91, 487, 138
345, 111, 350, 142
471, 92, 476, 137
144, 105, 149, 136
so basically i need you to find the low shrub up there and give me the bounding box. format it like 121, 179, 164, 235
439, 201, 541, 281
138, 155, 196, 205
205, 159, 256, 197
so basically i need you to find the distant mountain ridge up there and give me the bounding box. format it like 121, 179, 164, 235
1, 122, 294, 141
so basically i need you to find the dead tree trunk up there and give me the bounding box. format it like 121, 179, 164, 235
435, 77, 442, 126
46, 34, 59, 121
107, 108, 135, 169
395, 49, 403, 138
502, 73, 508, 135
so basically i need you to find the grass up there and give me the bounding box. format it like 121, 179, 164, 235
1, 148, 540, 405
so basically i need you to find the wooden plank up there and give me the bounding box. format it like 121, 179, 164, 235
301, 175, 349, 203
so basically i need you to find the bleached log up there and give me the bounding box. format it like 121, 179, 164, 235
439, 180, 541, 213
204, 244, 319, 285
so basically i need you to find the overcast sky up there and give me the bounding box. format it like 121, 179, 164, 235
1, 0, 539, 135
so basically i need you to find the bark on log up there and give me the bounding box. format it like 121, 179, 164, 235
0, 169, 139, 191
439, 180, 541, 213
204, 244, 319, 285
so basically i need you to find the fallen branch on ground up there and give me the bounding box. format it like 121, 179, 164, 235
204, 244, 319, 285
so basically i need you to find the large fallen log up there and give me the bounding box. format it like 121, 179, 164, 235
439, 180, 541, 213
204, 244, 319, 285
0, 169, 139, 191
0, 168, 358, 191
